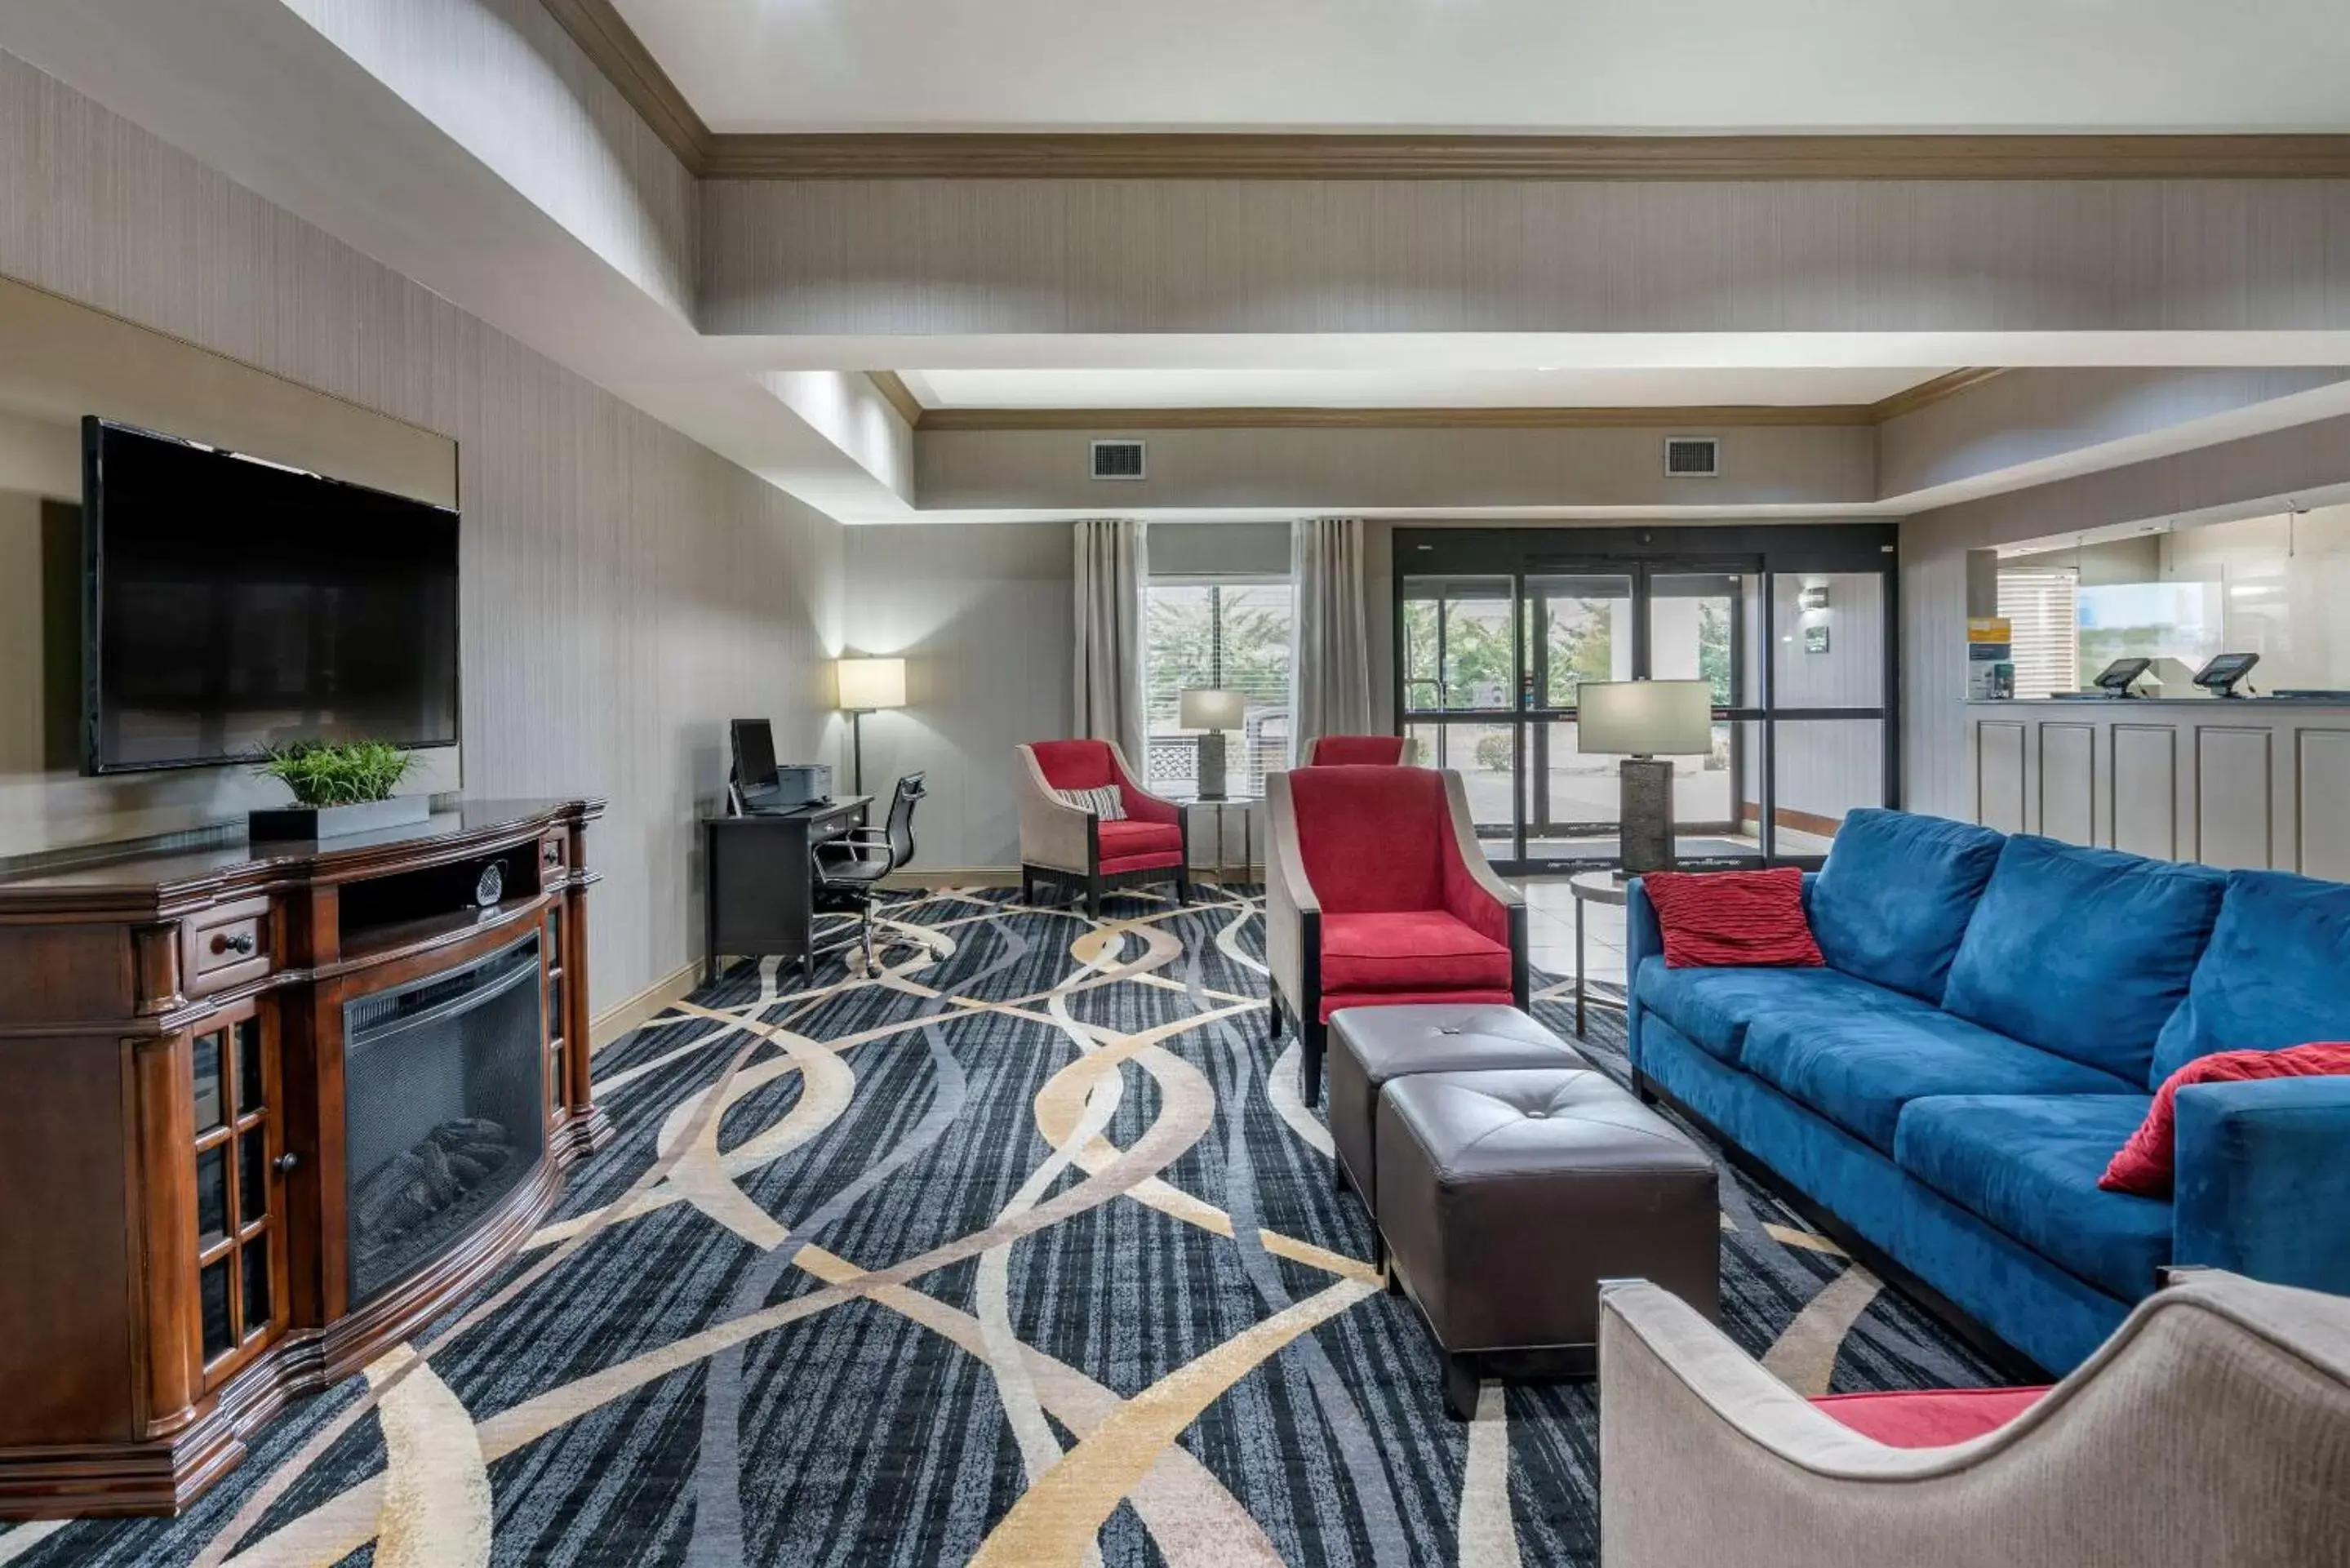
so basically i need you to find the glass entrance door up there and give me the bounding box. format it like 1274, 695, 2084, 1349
1394, 526, 1896, 873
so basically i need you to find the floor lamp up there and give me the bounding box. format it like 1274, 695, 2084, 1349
836, 656, 906, 796
1576, 679, 1716, 877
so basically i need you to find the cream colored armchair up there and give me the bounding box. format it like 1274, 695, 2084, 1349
1598, 1269, 2350, 1568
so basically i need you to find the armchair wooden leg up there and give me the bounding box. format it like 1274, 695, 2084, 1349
1268, 997, 1284, 1043
1086, 871, 1104, 919
1302, 1024, 1326, 1108
1020, 867, 1034, 904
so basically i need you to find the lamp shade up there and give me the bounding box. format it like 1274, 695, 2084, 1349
835, 657, 906, 711
1179, 687, 1247, 731
1577, 680, 1714, 756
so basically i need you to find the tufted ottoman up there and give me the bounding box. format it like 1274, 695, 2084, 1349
1376, 1066, 1720, 1416
1326, 1004, 1588, 1219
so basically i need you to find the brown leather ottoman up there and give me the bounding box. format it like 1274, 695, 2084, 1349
1376, 1066, 1719, 1417
1326, 1005, 1587, 1218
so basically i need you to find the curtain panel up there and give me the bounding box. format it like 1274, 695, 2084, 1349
1290, 516, 1374, 757
1072, 517, 1148, 763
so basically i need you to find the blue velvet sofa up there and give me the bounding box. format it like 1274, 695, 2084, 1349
1626, 808, 2350, 1373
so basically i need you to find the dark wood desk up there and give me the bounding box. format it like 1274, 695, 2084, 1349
703, 797, 871, 987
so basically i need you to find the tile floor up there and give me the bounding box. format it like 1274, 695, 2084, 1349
1514, 874, 1627, 986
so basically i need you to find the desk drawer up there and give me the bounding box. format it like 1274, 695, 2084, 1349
185, 898, 273, 997
811, 814, 854, 846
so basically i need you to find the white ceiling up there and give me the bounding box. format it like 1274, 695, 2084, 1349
611, 0, 2350, 134
903, 366, 1950, 410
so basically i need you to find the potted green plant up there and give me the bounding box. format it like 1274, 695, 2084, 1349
249, 740, 429, 841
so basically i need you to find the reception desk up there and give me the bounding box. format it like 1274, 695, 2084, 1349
1966, 700, 2350, 880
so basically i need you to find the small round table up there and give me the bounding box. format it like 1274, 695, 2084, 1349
1171, 793, 1261, 886
1567, 869, 1628, 1036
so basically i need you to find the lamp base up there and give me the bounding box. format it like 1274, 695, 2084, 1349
1195, 731, 1228, 801
1617, 757, 1677, 876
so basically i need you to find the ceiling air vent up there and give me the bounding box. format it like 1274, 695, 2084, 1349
1664, 436, 1720, 478
1091, 439, 1147, 481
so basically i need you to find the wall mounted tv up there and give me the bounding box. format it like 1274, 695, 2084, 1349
82, 418, 460, 774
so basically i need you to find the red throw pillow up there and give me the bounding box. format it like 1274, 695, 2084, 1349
2099, 1041, 2350, 1196
1642, 867, 1825, 970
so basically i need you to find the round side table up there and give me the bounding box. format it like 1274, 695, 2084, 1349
1566, 869, 1628, 1036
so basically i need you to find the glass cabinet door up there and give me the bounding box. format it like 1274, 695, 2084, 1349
190, 1003, 284, 1383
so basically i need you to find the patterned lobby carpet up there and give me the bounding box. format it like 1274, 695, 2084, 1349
5, 886, 1995, 1568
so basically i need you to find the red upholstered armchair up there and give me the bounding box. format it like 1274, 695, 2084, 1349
1302, 734, 1415, 766
1015, 740, 1190, 915
1265, 766, 1527, 1104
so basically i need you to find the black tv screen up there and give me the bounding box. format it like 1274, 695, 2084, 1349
82, 419, 460, 773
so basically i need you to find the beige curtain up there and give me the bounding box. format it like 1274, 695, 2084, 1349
1291, 516, 1373, 757
1072, 517, 1148, 762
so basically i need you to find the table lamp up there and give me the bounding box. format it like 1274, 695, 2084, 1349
1179, 687, 1247, 801
835, 656, 906, 795
1576, 679, 1715, 876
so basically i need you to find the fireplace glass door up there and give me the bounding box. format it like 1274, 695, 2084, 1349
342, 932, 547, 1306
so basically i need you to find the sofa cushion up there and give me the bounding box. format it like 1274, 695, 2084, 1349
1941, 837, 2226, 1083
1321, 910, 1512, 994
1633, 956, 1924, 1065
1744, 1008, 2139, 1154
1809, 809, 2006, 1003
1895, 1095, 2172, 1301
1810, 1387, 2049, 1448
1642, 867, 1824, 969
2149, 868, 2350, 1086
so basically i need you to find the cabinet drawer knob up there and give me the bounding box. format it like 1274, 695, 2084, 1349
273, 1152, 300, 1175
211, 931, 257, 957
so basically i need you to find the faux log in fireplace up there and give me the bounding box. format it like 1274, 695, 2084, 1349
0, 798, 607, 1518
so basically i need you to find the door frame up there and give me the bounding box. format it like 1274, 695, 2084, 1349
1393, 524, 1900, 874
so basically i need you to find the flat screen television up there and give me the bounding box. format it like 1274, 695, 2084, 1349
82, 418, 460, 773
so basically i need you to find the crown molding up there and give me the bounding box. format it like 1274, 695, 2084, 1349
533, 6, 2350, 184
865, 371, 926, 427
887, 370, 2004, 432
915, 403, 1881, 432
1864, 366, 2009, 421
703, 132, 2350, 182
538, 0, 713, 172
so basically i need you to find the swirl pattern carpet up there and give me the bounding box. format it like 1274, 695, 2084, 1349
2, 885, 1996, 1568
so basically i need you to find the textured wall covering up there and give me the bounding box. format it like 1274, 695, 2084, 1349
703, 176, 2350, 336
0, 48, 844, 1013
843, 522, 1074, 873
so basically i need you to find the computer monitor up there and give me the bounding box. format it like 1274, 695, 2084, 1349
730, 718, 780, 810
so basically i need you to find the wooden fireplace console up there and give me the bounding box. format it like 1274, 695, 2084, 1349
0, 797, 610, 1518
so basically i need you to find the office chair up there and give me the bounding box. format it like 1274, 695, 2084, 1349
813, 772, 926, 971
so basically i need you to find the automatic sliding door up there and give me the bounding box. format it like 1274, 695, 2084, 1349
1650, 571, 1761, 864
1401, 575, 1520, 859
1521, 574, 1633, 864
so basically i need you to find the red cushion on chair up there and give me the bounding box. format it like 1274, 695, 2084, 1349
1287, 766, 1453, 913
1311, 735, 1409, 766
2099, 1041, 2350, 1196
1028, 739, 1117, 791
1097, 820, 1182, 860
1810, 1387, 2049, 1447
1642, 868, 1824, 970
1321, 911, 1512, 993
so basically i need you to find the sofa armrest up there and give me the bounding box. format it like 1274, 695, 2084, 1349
1015, 747, 1096, 873
2174, 1075, 2350, 1295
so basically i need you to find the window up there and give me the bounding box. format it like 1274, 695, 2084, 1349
1145, 578, 1294, 796
1997, 568, 2080, 699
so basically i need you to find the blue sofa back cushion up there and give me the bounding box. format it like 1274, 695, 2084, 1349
1809, 809, 2006, 1002
1941, 836, 2227, 1082
2150, 868, 2350, 1086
